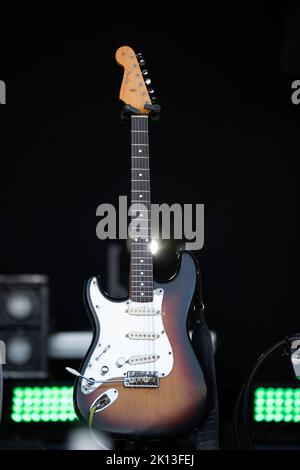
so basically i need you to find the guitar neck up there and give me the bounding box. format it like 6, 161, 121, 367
129, 115, 153, 302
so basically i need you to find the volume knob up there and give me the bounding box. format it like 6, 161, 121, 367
116, 357, 126, 368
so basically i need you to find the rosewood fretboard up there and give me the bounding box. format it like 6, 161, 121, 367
129, 115, 153, 302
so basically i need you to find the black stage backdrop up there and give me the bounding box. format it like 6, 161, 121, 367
0, 2, 299, 434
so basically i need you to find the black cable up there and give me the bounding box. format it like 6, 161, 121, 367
234, 381, 246, 449
234, 336, 296, 450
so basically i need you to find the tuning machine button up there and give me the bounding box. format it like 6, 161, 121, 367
142, 69, 148, 76
145, 78, 151, 86
151, 97, 158, 104
139, 59, 145, 67
148, 88, 155, 94
136, 52, 143, 59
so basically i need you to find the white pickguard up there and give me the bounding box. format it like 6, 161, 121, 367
81, 278, 174, 394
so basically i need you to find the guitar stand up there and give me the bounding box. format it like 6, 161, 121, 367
120, 103, 161, 123
114, 251, 219, 451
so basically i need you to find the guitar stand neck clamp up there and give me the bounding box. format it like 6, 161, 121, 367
121, 103, 161, 123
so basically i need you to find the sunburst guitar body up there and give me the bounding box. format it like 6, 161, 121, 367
74, 46, 207, 437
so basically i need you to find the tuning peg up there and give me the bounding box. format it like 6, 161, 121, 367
139, 59, 145, 67
142, 69, 148, 76
145, 78, 151, 86
136, 52, 143, 59
151, 97, 158, 104
148, 88, 155, 94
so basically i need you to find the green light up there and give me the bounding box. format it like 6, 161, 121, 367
266, 398, 275, 405
13, 387, 24, 398
253, 387, 300, 423
255, 398, 265, 406
254, 406, 264, 414
11, 413, 22, 422
41, 414, 50, 422
13, 397, 23, 406
254, 413, 264, 422
255, 387, 265, 397
10, 386, 78, 423
265, 413, 274, 422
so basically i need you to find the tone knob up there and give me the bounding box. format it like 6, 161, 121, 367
116, 357, 126, 368
145, 78, 151, 86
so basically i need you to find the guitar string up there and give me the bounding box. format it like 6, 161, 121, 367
132, 115, 138, 364
145, 114, 155, 375
144, 114, 153, 373
140, 114, 149, 370
133, 115, 150, 370
143, 114, 151, 373
131, 114, 157, 373
144, 114, 155, 374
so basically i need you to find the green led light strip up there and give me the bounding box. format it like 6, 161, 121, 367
254, 387, 300, 423
11, 386, 78, 423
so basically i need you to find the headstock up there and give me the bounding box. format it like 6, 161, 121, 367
115, 46, 157, 114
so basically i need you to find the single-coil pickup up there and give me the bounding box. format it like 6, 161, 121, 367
128, 354, 159, 365
126, 307, 160, 316
126, 331, 159, 340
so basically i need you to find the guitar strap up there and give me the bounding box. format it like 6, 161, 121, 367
191, 259, 219, 450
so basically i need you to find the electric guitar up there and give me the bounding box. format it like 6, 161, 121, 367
73, 46, 207, 437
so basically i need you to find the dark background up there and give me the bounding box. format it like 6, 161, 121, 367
0, 2, 299, 445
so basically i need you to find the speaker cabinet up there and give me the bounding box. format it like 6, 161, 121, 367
0, 274, 49, 378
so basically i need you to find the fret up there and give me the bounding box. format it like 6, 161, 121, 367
130, 283, 152, 284
131, 269, 153, 271
131, 243, 150, 245
131, 275, 153, 277
131, 269, 152, 271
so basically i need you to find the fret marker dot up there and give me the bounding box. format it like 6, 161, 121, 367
139, 149, 142, 153
141, 293, 144, 296
139, 195, 142, 198
141, 282, 144, 286
139, 173, 142, 176
141, 272, 144, 275
140, 260, 144, 263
